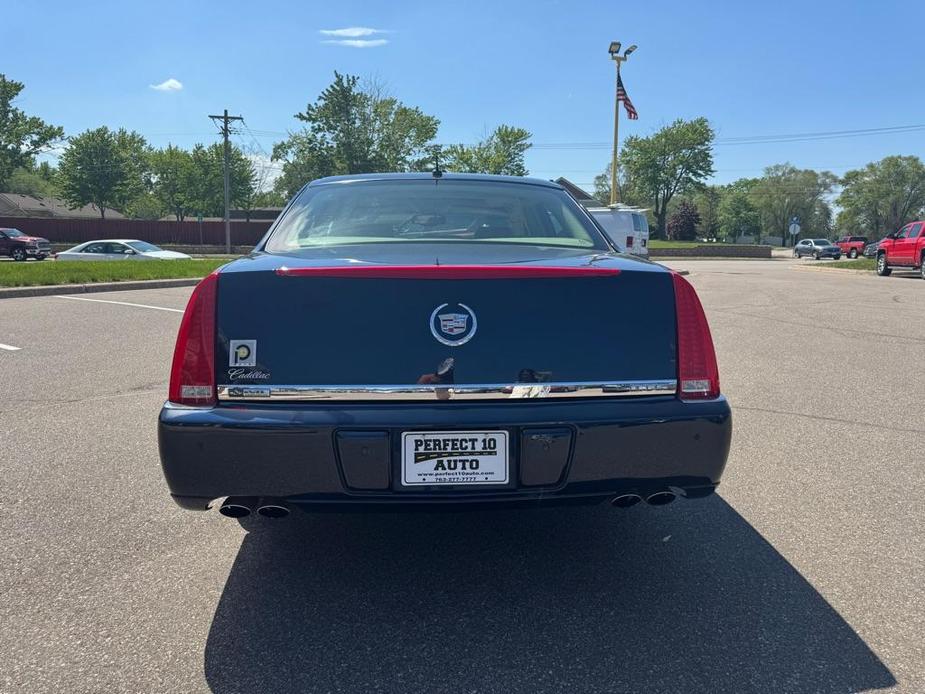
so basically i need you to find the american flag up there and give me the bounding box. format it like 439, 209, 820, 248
617, 74, 638, 120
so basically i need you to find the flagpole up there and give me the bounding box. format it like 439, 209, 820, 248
610, 60, 621, 206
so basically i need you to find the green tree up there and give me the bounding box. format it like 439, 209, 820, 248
57, 127, 149, 218
6, 162, 58, 197
188, 143, 256, 218
237, 186, 286, 222
250, 189, 285, 207
836, 156, 925, 239
0, 75, 64, 190
592, 162, 644, 207
123, 193, 166, 220
620, 117, 714, 239
272, 72, 439, 197
748, 164, 836, 245
667, 199, 701, 241
444, 125, 532, 176
717, 179, 760, 242
694, 186, 722, 239
272, 131, 334, 199
150, 145, 197, 221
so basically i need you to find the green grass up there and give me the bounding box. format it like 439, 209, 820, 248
0, 259, 233, 287
827, 258, 876, 271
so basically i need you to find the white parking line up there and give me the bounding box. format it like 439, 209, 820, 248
54, 296, 184, 313
0, 343, 21, 351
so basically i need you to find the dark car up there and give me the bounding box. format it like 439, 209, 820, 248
0, 228, 52, 261
793, 238, 842, 259
158, 173, 732, 520
863, 239, 881, 258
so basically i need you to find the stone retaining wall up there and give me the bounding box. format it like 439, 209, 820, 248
651, 245, 772, 258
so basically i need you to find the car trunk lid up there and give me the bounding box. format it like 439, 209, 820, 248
214, 251, 678, 399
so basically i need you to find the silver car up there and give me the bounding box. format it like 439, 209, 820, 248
793, 239, 841, 260
55, 240, 192, 261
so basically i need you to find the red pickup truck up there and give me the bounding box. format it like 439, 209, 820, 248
0, 227, 52, 261
876, 221, 925, 279
835, 235, 868, 259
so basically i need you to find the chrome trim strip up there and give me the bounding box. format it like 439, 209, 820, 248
216, 380, 677, 402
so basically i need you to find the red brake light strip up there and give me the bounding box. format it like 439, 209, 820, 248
275, 265, 620, 279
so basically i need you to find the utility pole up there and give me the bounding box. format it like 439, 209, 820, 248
208, 109, 243, 253
607, 41, 637, 206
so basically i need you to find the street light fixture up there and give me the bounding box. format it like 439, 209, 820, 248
608, 40, 637, 205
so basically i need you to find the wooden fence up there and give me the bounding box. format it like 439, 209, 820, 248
0, 217, 273, 246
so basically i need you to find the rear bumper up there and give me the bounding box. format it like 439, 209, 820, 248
158, 396, 732, 510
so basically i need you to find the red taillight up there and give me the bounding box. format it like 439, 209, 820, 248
168, 272, 218, 406
672, 272, 720, 400
626, 236, 634, 247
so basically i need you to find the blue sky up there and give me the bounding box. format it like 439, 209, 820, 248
5, 0, 924, 192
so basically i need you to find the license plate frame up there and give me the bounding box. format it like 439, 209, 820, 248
400, 431, 509, 487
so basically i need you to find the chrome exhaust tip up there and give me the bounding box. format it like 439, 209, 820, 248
256, 503, 290, 519
219, 496, 256, 518
611, 494, 643, 508
645, 491, 677, 506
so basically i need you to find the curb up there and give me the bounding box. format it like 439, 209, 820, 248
0, 277, 203, 300
651, 256, 781, 262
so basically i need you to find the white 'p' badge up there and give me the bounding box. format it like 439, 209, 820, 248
229, 340, 257, 367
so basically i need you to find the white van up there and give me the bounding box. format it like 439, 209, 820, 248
587, 206, 650, 258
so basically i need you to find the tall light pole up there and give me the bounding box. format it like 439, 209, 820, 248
609, 41, 637, 206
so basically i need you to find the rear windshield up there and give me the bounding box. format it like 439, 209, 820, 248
265, 180, 608, 251
851, 236, 868, 242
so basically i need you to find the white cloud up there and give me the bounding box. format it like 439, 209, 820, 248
321, 38, 388, 48
150, 78, 183, 92
319, 27, 385, 38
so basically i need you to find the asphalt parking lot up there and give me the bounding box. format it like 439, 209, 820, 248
1, 258, 922, 693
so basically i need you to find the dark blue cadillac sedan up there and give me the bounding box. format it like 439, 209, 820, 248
158, 173, 731, 520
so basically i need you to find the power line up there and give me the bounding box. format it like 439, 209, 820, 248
233, 120, 281, 193
143, 121, 925, 153
524, 123, 925, 150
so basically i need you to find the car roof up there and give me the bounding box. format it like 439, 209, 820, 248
74, 239, 143, 244
307, 172, 562, 189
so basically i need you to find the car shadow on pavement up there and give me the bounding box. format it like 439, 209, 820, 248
203, 496, 894, 694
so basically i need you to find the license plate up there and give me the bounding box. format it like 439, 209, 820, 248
401, 431, 509, 486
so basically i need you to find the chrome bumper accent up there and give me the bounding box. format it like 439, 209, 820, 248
216, 380, 678, 402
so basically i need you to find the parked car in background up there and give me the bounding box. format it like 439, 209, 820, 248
56, 240, 192, 261
0, 228, 52, 261
793, 239, 842, 260
587, 205, 650, 257
835, 235, 868, 259
876, 221, 925, 278
863, 240, 881, 258
158, 173, 730, 520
